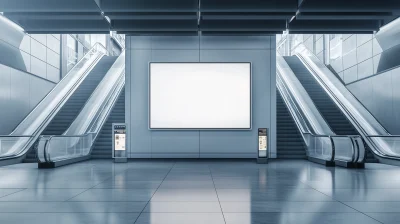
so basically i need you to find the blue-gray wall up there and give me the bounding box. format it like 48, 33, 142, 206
0, 15, 57, 134
347, 66, 400, 134
126, 35, 277, 158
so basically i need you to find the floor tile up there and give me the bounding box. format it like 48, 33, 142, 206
220, 201, 357, 213
344, 202, 400, 212
224, 212, 381, 224
366, 213, 400, 224
69, 189, 156, 201
0, 189, 86, 201
143, 202, 222, 212
318, 188, 400, 201
94, 180, 162, 189
216, 188, 334, 202
0, 189, 25, 198
158, 181, 215, 189
0, 212, 139, 224
135, 213, 225, 224
151, 189, 219, 202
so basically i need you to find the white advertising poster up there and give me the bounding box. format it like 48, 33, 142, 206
114, 134, 126, 151
149, 63, 251, 129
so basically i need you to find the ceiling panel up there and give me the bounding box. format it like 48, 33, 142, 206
1, 0, 399, 34
0, 0, 100, 12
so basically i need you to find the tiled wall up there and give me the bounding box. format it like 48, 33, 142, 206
20, 34, 61, 83
329, 34, 383, 84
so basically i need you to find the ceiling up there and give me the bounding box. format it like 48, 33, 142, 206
1, 0, 400, 34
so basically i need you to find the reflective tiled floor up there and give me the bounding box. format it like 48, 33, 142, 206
0, 160, 400, 224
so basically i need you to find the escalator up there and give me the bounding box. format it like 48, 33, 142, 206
283, 56, 377, 163
23, 56, 118, 162
277, 91, 307, 159
91, 88, 125, 159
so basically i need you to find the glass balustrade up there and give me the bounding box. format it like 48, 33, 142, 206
37, 52, 125, 164
277, 52, 365, 164
0, 43, 108, 161
293, 43, 400, 162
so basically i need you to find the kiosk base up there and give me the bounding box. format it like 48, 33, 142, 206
257, 158, 268, 164
114, 158, 128, 163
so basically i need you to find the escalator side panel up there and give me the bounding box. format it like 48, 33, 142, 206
91, 89, 125, 159
277, 91, 307, 159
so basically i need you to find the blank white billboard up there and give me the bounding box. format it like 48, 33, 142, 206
149, 63, 251, 129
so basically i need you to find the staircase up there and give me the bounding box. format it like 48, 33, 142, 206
91, 89, 125, 159
22, 56, 118, 162
284, 56, 378, 163
277, 91, 307, 159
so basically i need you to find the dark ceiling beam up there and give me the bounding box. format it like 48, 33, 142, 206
17, 19, 110, 33
201, 12, 293, 20
298, 0, 400, 12
99, 0, 198, 13
0, 0, 101, 12
106, 12, 197, 20
5, 12, 104, 20
296, 12, 395, 20
112, 20, 198, 32
200, 20, 286, 32
288, 19, 381, 33
200, 0, 298, 12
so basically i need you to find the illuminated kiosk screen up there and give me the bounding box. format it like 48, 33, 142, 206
149, 62, 251, 129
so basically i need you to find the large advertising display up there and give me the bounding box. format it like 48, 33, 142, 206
149, 62, 251, 129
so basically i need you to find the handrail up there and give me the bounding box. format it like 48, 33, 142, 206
292, 43, 400, 161
37, 51, 126, 164
277, 52, 365, 164
0, 43, 108, 162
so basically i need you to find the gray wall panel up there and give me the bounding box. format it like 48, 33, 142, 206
128, 49, 152, 157
391, 67, 400, 133
126, 35, 276, 158
200, 36, 271, 50
29, 75, 54, 109
9, 69, 30, 130
30, 56, 47, 78
152, 36, 199, 49
0, 64, 55, 134
371, 72, 394, 132
0, 64, 11, 134
129, 36, 152, 49
31, 38, 47, 62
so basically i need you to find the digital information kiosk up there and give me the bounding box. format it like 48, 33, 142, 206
257, 128, 268, 164
112, 123, 127, 163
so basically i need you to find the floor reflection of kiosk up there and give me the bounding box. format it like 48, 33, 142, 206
112, 123, 127, 163
257, 128, 268, 164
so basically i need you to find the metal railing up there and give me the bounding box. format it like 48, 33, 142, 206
277, 52, 365, 164
0, 43, 108, 162
292, 43, 400, 162
37, 51, 125, 164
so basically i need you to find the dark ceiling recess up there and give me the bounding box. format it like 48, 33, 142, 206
1, 0, 399, 34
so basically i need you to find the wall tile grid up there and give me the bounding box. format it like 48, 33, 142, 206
329, 34, 382, 84
0, 28, 61, 83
